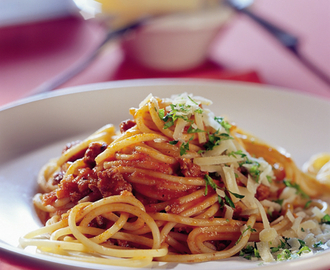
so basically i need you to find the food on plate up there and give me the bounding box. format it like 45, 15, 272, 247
20, 93, 330, 267
303, 153, 330, 185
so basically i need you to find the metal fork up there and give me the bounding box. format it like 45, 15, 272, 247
226, 0, 330, 88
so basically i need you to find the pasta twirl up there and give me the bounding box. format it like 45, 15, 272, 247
20, 93, 330, 267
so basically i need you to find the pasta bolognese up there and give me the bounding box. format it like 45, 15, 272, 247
20, 93, 330, 267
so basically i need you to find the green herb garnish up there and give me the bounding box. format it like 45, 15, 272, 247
214, 116, 231, 133
187, 125, 205, 134
283, 179, 309, 199
203, 175, 244, 209
236, 225, 256, 245
304, 200, 312, 209
179, 137, 193, 156
321, 214, 330, 224
228, 150, 247, 158
203, 130, 233, 151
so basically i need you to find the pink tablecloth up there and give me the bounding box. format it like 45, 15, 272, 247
1, 0, 330, 108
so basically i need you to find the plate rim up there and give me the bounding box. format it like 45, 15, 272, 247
1, 78, 330, 112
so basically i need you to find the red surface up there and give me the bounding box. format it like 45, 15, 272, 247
0, 15, 107, 105
1, 0, 330, 108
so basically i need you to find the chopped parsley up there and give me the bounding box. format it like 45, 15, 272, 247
187, 96, 203, 112
228, 150, 247, 158
158, 108, 165, 119
224, 194, 236, 209
179, 137, 193, 156
296, 240, 311, 255
203, 175, 244, 209
158, 100, 202, 129
240, 237, 315, 262
304, 200, 312, 209
249, 163, 261, 183
204, 174, 218, 195
277, 249, 292, 261
187, 125, 205, 134
313, 241, 324, 249
273, 198, 284, 207
203, 130, 233, 151
234, 155, 263, 183
214, 116, 232, 133
270, 239, 285, 253
321, 214, 330, 224
283, 179, 309, 199
266, 175, 273, 183
239, 243, 260, 260
236, 225, 257, 245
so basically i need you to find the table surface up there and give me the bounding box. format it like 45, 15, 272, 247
1, 0, 330, 269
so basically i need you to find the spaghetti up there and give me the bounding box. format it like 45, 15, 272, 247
20, 93, 330, 267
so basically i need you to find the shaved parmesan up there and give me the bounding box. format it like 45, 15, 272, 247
261, 200, 282, 212
194, 155, 244, 166
202, 143, 227, 157
247, 175, 259, 195
286, 209, 295, 223
312, 207, 326, 220
199, 164, 223, 173
224, 205, 234, 220
280, 187, 297, 204
194, 112, 206, 144
254, 198, 270, 229
223, 166, 241, 203
173, 118, 188, 141
270, 215, 284, 225
241, 208, 259, 216
292, 216, 303, 234
216, 188, 225, 198
259, 227, 278, 242
256, 241, 275, 262
202, 109, 221, 131
259, 164, 272, 187
238, 186, 257, 210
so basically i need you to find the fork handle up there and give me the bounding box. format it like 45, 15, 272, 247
234, 5, 330, 88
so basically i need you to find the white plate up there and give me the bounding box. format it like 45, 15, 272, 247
0, 0, 78, 27
1, 79, 330, 270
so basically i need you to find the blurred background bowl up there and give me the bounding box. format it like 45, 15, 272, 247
120, 6, 233, 72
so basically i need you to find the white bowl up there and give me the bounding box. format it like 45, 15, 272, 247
120, 7, 233, 72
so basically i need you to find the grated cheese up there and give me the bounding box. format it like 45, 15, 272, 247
261, 200, 282, 212
216, 188, 225, 198
194, 155, 244, 166
223, 165, 242, 203
292, 216, 303, 234
238, 186, 257, 210
312, 206, 326, 220
259, 227, 278, 242
224, 205, 234, 220
280, 187, 297, 205
247, 175, 258, 196
202, 143, 228, 157
270, 215, 284, 225
194, 112, 207, 144
256, 241, 275, 262
286, 209, 295, 223
199, 164, 223, 173
254, 198, 270, 229
173, 118, 188, 141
